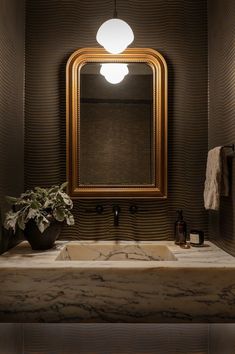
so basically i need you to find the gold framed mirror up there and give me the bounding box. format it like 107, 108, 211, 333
66, 48, 167, 198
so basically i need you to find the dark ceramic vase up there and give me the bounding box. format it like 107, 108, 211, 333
24, 219, 62, 250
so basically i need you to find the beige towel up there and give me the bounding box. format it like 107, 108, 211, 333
204, 146, 229, 210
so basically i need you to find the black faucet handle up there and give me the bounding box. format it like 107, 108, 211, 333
85, 205, 104, 214
129, 205, 138, 214
129, 204, 147, 214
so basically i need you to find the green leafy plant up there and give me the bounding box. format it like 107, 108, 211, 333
4, 182, 75, 234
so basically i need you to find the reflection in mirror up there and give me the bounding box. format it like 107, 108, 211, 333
100, 63, 129, 84
79, 62, 153, 186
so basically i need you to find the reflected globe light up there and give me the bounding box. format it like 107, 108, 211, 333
100, 63, 129, 84
96, 18, 134, 54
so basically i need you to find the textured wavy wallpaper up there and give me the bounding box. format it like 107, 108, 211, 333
3, 323, 235, 353
0, 0, 24, 252
208, 0, 235, 255
0, 323, 212, 354
25, 0, 208, 240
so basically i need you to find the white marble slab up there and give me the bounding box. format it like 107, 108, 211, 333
0, 240, 235, 322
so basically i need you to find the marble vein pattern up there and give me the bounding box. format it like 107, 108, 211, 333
0, 241, 235, 323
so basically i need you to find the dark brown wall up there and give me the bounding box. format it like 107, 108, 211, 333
25, 0, 208, 240
0, 0, 25, 252
208, 0, 235, 255
3, 323, 235, 353
23, 324, 209, 354
0, 324, 23, 354
209, 324, 235, 354
2, 323, 235, 353
0, 324, 209, 354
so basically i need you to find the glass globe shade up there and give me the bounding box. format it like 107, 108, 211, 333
96, 18, 134, 54
100, 63, 129, 84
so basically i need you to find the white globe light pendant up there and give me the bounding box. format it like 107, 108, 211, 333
96, 0, 134, 54
96, 18, 134, 54
100, 63, 129, 84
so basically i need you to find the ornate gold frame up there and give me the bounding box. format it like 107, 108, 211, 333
66, 48, 167, 198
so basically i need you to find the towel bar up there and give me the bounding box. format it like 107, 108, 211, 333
222, 144, 234, 152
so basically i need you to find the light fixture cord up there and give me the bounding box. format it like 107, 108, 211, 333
113, 0, 118, 18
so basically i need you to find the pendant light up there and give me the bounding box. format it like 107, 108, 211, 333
96, 0, 134, 54
100, 63, 129, 84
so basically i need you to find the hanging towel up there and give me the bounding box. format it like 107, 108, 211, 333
204, 146, 229, 211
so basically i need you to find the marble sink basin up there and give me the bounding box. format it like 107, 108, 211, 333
55, 242, 177, 261
1, 241, 235, 323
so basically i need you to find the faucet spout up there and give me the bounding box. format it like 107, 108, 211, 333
113, 205, 120, 227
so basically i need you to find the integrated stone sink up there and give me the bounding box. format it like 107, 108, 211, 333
1, 240, 235, 323
56, 242, 177, 261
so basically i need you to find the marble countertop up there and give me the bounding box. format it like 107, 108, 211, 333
1, 240, 235, 323
0, 240, 234, 268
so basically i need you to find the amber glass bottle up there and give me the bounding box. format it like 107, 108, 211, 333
174, 210, 187, 245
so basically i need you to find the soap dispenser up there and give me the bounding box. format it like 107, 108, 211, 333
174, 210, 187, 245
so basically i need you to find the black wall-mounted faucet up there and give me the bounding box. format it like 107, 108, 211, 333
113, 205, 120, 226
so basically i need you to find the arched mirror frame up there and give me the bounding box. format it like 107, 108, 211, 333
66, 48, 167, 198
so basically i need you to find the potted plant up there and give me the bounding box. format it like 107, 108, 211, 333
4, 182, 74, 250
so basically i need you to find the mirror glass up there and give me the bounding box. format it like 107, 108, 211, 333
79, 63, 154, 186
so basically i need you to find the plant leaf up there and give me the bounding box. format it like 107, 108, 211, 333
53, 208, 65, 222
60, 181, 68, 190
17, 213, 26, 231
58, 191, 73, 207
66, 212, 75, 226
4, 210, 19, 233
5, 196, 18, 205
36, 215, 50, 233
26, 208, 38, 221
